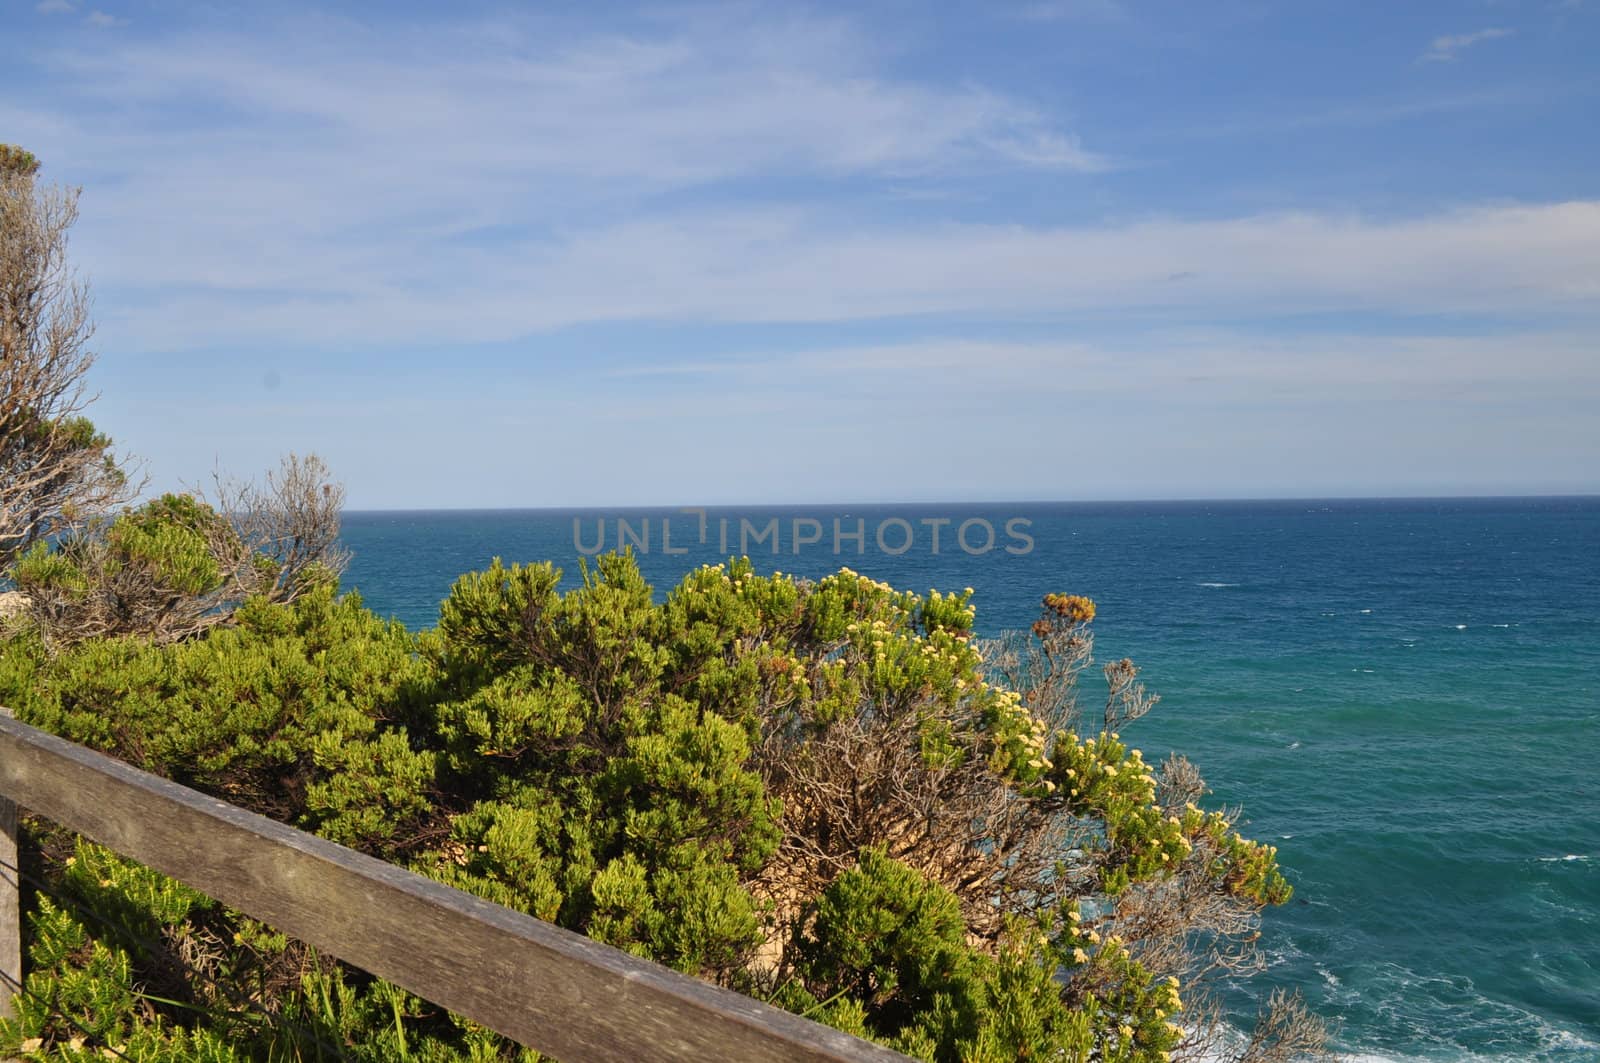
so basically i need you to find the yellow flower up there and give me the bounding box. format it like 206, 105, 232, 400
1072, 947, 1088, 963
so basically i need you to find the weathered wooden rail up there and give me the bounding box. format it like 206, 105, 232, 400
0, 708, 909, 1061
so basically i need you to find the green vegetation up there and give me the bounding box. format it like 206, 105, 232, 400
1, 545, 1325, 1061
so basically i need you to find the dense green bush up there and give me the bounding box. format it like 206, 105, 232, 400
0, 553, 1317, 1062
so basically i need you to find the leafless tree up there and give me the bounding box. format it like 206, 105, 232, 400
207, 451, 352, 605
0, 145, 134, 573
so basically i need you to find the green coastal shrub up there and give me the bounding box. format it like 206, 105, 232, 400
0, 553, 1319, 1062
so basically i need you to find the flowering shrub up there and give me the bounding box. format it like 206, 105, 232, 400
0, 552, 1321, 1061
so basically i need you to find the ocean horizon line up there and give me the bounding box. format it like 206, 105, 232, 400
340, 493, 1600, 516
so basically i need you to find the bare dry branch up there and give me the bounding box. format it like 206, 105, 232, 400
0, 147, 135, 572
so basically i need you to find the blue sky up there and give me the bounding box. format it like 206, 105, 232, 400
4, 0, 1597, 507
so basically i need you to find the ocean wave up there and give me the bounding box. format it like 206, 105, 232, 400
1192, 1024, 1597, 1063
1279, 959, 1600, 1063
1198, 1021, 1600, 1063
1214, 1043, 1598, 1063
1197, 581, 1239, 587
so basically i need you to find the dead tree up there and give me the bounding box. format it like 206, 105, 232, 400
0, 145, 132, 572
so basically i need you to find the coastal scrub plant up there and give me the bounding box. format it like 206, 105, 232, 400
0, 144, 133, 573
0, 552, 1330, 1061
7, 452, 350, 649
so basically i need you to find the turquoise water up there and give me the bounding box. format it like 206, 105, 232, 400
338, 499, 1600, 1061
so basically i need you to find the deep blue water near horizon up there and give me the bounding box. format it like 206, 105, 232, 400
338, 499, 1600, 1062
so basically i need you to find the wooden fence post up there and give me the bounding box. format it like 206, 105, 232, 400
0, 705, 19, 1022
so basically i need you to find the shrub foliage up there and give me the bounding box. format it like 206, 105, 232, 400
0, 553, 1325, 1062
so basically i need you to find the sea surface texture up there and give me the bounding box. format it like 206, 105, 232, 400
339, 499, 1600, 1062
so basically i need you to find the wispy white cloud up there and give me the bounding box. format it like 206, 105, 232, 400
73, 198, 1600, 351
38, 11, 1103, 183
101, 325, 1600, 506
597, 329, 1600, 392
10, 11, 1598, 352
1421, 27, 1514, 62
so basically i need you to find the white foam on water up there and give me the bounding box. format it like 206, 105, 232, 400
1537, 854, 1589, 863
1194, 1030, 1402, 1063
1198, 581, 1238, 587
1231, 1039, 1597, 1063
1455, 624, 1468, 630
1361, 608, 1373, 614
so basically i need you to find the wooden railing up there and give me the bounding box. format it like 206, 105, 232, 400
0, 708, 909, 1062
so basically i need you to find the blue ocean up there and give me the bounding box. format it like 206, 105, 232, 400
338, 499, 1600, 1062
